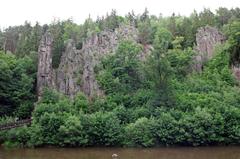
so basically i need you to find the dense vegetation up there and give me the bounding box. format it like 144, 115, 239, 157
0, 8, 240, 147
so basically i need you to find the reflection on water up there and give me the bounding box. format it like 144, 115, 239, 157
0, 146, 240, 159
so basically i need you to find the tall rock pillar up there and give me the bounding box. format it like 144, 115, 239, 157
37, 32, 55, 98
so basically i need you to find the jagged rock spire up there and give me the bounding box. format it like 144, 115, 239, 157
37, 31, 55, 99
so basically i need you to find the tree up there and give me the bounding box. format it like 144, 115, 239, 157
127, 10, 138, 27
216, 7, 232, 27
168, 38, 195, 78
15, 21, 33, 56
199, 8, 216, 26
49, 20, 65, 68
63, 19, 81, 42
138, 8, 154, 45
178, 17, 195, 47
138, 20, 154, 45
167, 13, 177, 36
224, 21, 240, 65
104, 9, 122, 31
97, 40, 143, 94
2, 26, 19, 53
0, 30, 4, 51
145, 27, 174, 107
0, 52, 35, 117
140, 8, 149, 22
28, 22, 42, 52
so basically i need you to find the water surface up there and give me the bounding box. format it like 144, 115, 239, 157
0, 146, 239, 159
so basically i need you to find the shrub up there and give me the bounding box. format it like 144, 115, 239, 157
73, 92, 88, 112
4, 126, 30, 148
154, 112, 180, 145
179, 107, 225, 146
84, 112, 123, 146
58, 114, 88, 146
124, 117, 155, 147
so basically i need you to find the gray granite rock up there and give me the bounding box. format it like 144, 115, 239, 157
37, 25, 139, 98
37, 31, 55, 99
194, 26, 225, 71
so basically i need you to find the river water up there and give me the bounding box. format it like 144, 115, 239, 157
0, 146, 239, 159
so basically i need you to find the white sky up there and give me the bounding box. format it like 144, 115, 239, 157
0, 0, 239, 28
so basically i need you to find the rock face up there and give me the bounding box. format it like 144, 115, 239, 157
37, 25, 139, 98
194, 26, 225, 71
232, 66, 240, 80
37, 32, 55, 98
56, 39, 83, 98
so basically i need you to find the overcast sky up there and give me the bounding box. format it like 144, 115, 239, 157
0, 0, 239, 28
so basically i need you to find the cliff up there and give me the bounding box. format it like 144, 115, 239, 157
194, 26, 225, 71
37, 25, 139, 98
37, 25, 229, 99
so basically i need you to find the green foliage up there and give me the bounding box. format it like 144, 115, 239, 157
1, 8, 240, 148
39, 88, 62, 104
104, 10, 123, 31
145, 27, 174, 107
3, 126, 31, 148
216, 7, 233, 27
124, 117, 155, 147
73, 92, 88, 112
224, 21, 240, 65
88, 96, 117, 113
97, 40, 143, 94
167, 47, 195, 78
138, 12, 155, 45
15, 22, 42, 56
178, 108, 225, 146
49, 20, 65, 68
58, 114, 88, 146
86, 112, 123, 146
14, 101, 34, 119
198, 8, 216, 27
154, 111, 179, 145
62, 19, 81, 42
0, 52, 35, 117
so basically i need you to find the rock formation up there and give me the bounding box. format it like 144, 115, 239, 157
194, 26, 225, 71
56, 39, 83, 98
232, 66, 240, 80
37, 32, 55, 98
37, 24, 240, 98
37, 25, 139, 98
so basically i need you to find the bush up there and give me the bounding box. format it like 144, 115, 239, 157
219, 105, 240, 144
14, 101, 34, 119
84, 112, 123, 146
88, 96, 118, 113
29, 90, 75, 146
178, 107, 225, 146
73, 92, 88, 112
39, 88, 63, 104
37, 112, 66, 145
3, 126, 31, 148
58, 114, 88, 146
131, 107, 152, 121
124, 117, 155, 147
154, 112, 180, 145
112, 105, 132, 124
